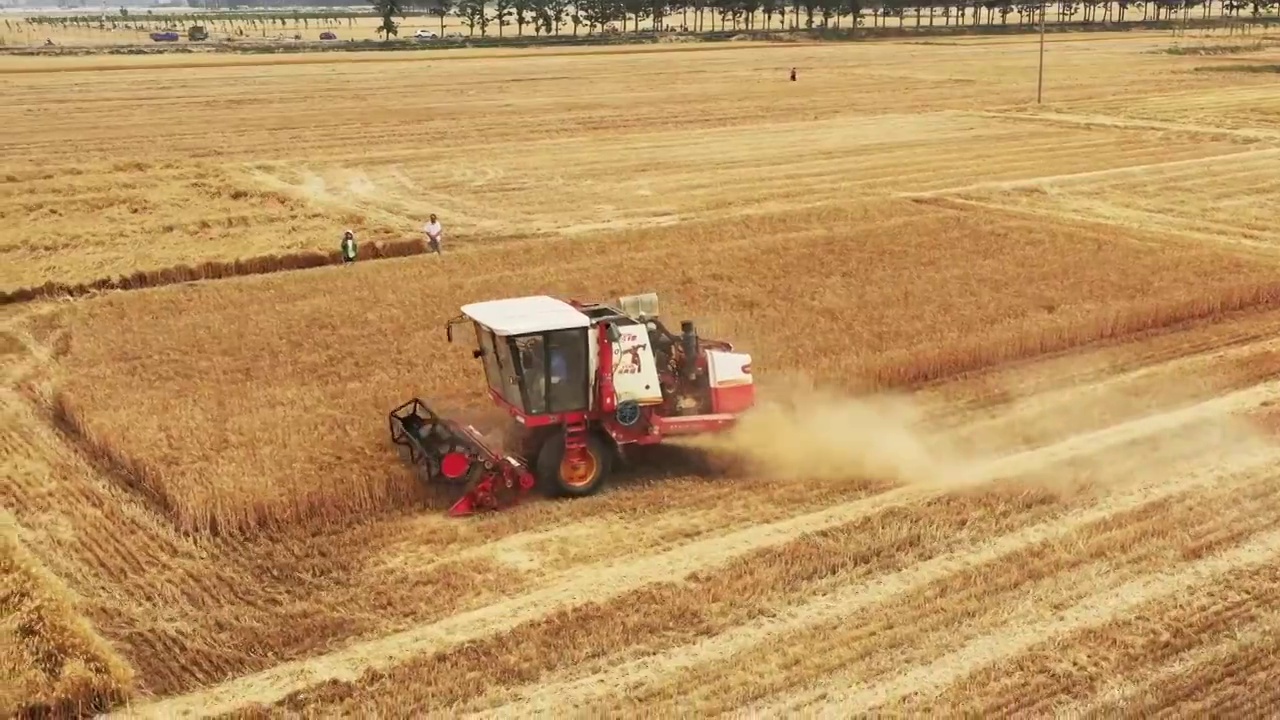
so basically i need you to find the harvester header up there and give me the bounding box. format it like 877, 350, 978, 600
390, 292, 754, 516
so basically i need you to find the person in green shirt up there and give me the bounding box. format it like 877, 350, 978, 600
340, 230, 357, 264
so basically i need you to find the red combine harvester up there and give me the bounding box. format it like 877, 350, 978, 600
389, 293, 755, 516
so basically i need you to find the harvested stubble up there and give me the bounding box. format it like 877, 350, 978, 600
4, 31, 1248, 293
55, 200, 1280, 538
590, 479, 1280, 716
264, 459, 1280, 716
911, 562, 1280, 716
0, 161, 407, 292
266, 487, 1073, 715
0, 513, 135, 718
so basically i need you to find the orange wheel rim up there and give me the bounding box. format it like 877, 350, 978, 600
560, 452, 599, 488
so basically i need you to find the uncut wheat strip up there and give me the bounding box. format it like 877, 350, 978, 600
475, 441, 1280, 718
1053, 609, 1280, 717
107, 376, 1280, 720
765, 527, 1280, 717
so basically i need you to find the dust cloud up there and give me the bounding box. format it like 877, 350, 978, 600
673, 373, 1280, 494
675, 380, 983, 490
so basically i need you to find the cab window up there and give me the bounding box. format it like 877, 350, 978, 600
514, 335, 547, 415
547, 328, 589, 412
492, 334, 524, 409
475, 323, 503, 397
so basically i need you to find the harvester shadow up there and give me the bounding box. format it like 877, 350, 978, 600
612, 443, 744, 486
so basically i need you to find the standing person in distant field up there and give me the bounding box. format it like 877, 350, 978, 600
790, 67, 797, 82
340, 229, 357, 264
424, 213, 443, 254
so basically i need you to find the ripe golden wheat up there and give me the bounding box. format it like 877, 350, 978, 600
0, 514, 134, 718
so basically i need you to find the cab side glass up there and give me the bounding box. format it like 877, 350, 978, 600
547, 328, 589, 413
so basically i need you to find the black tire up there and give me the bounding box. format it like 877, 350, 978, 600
535, 429, 613, 498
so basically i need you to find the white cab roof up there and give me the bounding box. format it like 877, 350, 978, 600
461, 295, 590, 336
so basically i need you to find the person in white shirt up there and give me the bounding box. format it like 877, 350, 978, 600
423, 214, 443, 254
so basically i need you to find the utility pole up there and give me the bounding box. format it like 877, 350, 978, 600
1036, 0, 1046, 103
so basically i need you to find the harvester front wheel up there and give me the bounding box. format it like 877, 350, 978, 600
536, 431, 612, 498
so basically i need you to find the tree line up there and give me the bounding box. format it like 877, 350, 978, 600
13, 0, 1275, 37
373, 0, 1277, 37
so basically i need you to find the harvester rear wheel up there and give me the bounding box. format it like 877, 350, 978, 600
536, 431, 612, 498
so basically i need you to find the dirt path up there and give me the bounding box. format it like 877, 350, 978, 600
107, 376, 1280, 720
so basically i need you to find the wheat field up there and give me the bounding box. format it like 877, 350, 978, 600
4, 27, 1280, 719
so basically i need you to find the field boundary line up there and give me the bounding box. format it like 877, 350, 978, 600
974, 110, 1280, 141
899, 145, 1280, 198
0, 41, 820, 76
0, 238, 428, 306
935, 330, 1280, 435
919, 195, 1280, 256
475, 445, 1280, 717
104, 377, 1280, 720
769, 525, 1280, 715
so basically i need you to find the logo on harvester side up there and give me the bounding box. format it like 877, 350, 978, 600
614, 344, 647, 375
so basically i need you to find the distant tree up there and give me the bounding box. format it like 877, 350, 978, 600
514, 0, 533, 32
818, 0, 836, 25
428, 0, 454, 33
578, 0, 621, 30
548, 0, 571, 31
622, 0, 651, 29
800, 0, 819, 25
759, 0, 777, 25
493, 0, 514, 33
531, 0, 549, 33
457, 0, 490, 34
370, 0, 405, 38
651, 0, 665, 28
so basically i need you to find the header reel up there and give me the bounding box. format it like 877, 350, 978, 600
389, 398, 535, 516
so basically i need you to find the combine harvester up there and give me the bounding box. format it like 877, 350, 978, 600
389, 293, 755, 516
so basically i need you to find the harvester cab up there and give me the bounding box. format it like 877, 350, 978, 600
390, 293, 755, 516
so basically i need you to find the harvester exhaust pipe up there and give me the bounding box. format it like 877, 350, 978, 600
681, 320, 698, 381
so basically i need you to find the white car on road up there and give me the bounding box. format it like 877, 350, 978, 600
413, 29, 438, 40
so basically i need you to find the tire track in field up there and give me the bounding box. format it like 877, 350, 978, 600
473, 439, 1280, 717
108, 376, 1280, 719
772, 526, 1280, 716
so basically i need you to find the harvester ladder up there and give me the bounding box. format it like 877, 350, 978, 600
564, 419, 589, 453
